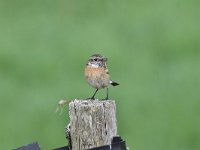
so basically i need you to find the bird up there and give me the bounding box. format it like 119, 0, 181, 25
84, 54, 119, 100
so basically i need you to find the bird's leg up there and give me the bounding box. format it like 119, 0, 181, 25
87, 89, 98, 100
103, 87, 109, 100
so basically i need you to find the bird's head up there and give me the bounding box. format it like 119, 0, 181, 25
87, 54, 107, 68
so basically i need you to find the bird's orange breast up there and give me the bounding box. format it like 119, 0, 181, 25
84, 66, 110, 89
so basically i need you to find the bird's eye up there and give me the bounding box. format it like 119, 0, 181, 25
94, 59, 97, 61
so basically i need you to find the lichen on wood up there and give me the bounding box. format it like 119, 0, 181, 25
68, 99, 117, 150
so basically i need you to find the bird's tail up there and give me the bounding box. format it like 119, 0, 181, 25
110, 80, 119, 86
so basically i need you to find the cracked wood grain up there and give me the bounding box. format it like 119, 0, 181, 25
67, 99, 117, 150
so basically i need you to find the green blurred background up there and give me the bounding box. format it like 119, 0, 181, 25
0, 0, 200, 149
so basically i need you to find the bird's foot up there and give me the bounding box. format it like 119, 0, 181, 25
86, 97, 95, 100
102, 97, 109, 100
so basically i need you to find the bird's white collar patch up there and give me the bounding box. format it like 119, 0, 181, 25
89, 63, 99, 68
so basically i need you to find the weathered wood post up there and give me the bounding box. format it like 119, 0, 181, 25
66, 99, 117, 150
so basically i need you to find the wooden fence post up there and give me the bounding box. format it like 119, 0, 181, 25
66, 99, 117, 150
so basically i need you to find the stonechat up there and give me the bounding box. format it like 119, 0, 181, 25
84, 54, 119, 100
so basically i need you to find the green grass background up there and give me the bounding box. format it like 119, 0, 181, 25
0, 0, 200, 149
